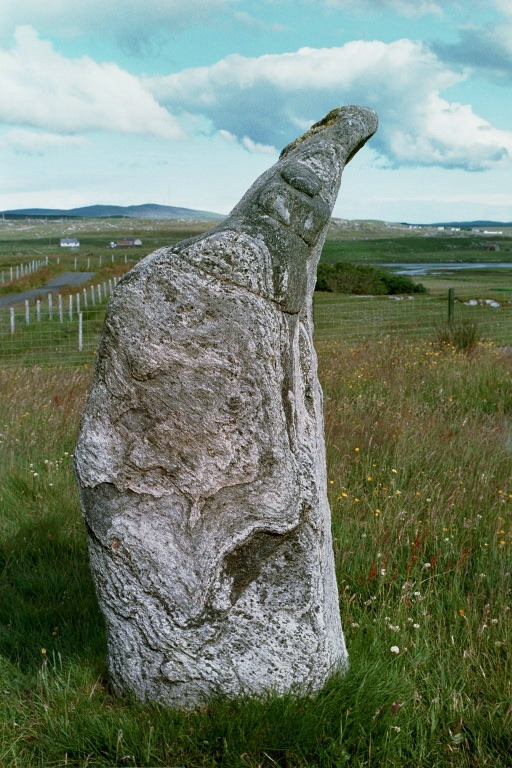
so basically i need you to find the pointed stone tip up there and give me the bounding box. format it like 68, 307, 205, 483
310, 105, 378, 133
280, 105, 378, 160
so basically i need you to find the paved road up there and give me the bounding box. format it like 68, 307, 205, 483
0, 272, 95, 308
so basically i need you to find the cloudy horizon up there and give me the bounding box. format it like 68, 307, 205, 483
1, 0, 511, 223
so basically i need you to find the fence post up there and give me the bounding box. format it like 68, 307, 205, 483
58, 294, 63, 323
448, 288, 455, 324
48, 294, 53, 320
78, 312, 83, 352
69, 294, 73, 321
10, 307, 15, 334
36, 299, 41, 322
25, 300, 30, 325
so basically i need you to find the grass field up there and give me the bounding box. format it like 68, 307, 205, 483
0, 218, 511, 764
1, 218, 512, 367
1, 216, 511, 272
0, 337, 511, 767
419, 269, 512, 299
313, 293, 512, 346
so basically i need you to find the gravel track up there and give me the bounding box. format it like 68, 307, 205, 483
0, 272, 96, 308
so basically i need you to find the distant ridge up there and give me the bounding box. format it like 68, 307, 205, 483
406, 220, 512, 228
0, 203, 223, 221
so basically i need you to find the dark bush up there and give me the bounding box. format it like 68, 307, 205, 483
433, 319, 482, 353
315, 262, 427, 295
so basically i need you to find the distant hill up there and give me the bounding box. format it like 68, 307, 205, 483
0, 203, 223, 221
409, 220, 512, 229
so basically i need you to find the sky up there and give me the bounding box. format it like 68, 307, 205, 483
1, 0, 511, 223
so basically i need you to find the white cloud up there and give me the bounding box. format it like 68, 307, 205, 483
0, 0, 238, 50
219, 129, 238, 143
433, 21, 512, 81
322, 0, 445, 16
233, 10, 286, 32
493, 0, 512, 16
321, 0, 504, 19
388, 93, 512, 169
147, 40, 512, 171
2, 129, 90, 154
241, 136, 276, 154
0, 26, 184, 139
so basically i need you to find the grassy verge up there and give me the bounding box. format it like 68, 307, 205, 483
0, 340, 511, 767
3, 290, 512, 369
321, 235, 512, 265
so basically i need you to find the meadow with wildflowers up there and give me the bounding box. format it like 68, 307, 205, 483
0, 337, 511, 767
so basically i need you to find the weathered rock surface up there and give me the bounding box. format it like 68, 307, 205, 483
75, 106, 378, 708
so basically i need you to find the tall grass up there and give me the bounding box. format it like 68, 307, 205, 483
0, 340, 510, 767
433, 319, 482, 353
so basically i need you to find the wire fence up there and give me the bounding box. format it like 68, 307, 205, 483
1, 285, 511, 368
313, 293, 512, 345
1, 258, 48, 284
0, 278, 120, 367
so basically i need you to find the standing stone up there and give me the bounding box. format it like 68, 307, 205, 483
75, 106, 378, 708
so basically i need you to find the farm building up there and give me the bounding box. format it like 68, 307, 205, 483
108, 238, 142, 248
60, 237, 80, 247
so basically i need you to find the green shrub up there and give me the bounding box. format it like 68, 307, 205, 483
434, 319, 482, 353
316, 261, 427, 295
380, 271, 427, 295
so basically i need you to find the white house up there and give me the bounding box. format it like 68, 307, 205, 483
60, 237, 80, 247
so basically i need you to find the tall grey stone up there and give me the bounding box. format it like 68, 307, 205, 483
75, 106, 378, 708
